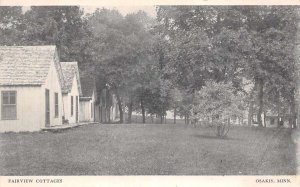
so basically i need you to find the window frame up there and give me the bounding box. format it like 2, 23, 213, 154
1, 91, 17, 120
54, 92, 59, 118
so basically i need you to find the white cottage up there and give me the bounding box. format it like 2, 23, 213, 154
60, 62, 82, 124
0, 46, 65, 132
79, 76, 97, 122
78, 76, 119, 123
97, 87, 119, 123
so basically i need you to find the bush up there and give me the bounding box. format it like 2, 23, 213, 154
192, 81, 245, 137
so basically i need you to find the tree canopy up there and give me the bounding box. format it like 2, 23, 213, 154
0, 6, 299, 130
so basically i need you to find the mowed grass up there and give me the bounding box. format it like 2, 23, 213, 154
0, 123, 297, 175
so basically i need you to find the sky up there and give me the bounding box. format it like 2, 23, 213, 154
82, 6, 157, 17
22, 6, 157, 18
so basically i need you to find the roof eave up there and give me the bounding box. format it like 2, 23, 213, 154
0, 84, 42, 87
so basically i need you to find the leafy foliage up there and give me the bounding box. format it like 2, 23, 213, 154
193, 81, 245, 120
192, 81, 245, 136
0, 6, 298, 130
157, 6, 299, 127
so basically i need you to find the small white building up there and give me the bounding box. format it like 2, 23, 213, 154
79, 76, 97, 122
97, 87, 119, 123
78, 77, 119, 123
0, 46, 65, 132
60, 62, 82, 124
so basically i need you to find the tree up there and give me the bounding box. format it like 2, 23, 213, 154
237, 6, 298, 127
86, 9, 162, 124
157, 6, 299, 128
193, 81, 245, 137
0, 6, 25, 45
21, 6, 88, 62
170, 87, 183, 124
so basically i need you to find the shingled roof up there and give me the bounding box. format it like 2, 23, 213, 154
80, 76, 95, 98
60, 62, 82, 95
0, 46, 63, 86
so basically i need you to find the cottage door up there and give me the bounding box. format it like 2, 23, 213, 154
76, 96, 78, 123
45, 89, 50, 127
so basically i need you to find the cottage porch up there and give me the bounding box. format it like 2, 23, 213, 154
42, 122, 99, 132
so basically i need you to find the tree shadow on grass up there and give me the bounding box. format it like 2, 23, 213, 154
192, 134, 243, 141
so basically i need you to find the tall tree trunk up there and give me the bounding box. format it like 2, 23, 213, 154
276, 91, 281, 127
174, 108, 176, 124
151, 114, 154, 124
127, 100, 133, 124
141, 97, 146, 124
263, 112, 266, 127
290, 90, 296, 128
103, 107, 107, 123
187, 113, 190, 125
115, 93, 123, 124
100, 105, 103, 123
248, 101, 254, 126
164, 114, 167, 124
104, 89, 107, 123
107, 107, 111, 123
257, 78, 264, 127
248, 83, 256, 126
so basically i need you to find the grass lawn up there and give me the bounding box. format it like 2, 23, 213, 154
0, 123, 297, 175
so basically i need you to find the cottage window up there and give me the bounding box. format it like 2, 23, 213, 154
1, 91, 17, 120
71, 96, 73, 116
54, 93, 59, 117
252, 114, 258, 123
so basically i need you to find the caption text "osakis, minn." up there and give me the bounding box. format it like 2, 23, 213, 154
256, 178, 292, 183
